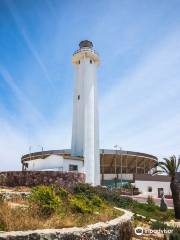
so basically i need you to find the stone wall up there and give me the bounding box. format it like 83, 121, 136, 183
0, 209, 133, 240
0, 171, 85, 190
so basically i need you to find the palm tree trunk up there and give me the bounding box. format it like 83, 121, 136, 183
170, 180, 180, 220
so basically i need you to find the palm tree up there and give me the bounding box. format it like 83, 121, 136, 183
154, 155, 180, 219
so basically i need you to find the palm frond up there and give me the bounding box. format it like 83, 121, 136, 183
152, 170, 164, 176
156, 155, 179, 178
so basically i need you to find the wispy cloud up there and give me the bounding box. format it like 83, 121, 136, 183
0, 117, 28, 170
0, 65, 45, 127
0, 65, 71, 170
0, 113, 71, 171
100, 29, 180, 156
5, 0, 55, 91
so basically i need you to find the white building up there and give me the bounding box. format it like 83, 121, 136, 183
134, 174, 171, 197
25, 154, 83, 173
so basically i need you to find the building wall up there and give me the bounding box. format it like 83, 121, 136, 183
135, 180, 171, 197
24, 155, 84, 173
103, 174, 133, 181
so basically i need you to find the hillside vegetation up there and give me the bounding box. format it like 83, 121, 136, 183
0, 185, 122, 231
0, 183, 175, 232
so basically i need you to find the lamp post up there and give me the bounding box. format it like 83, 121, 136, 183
29, 146, 32, 161
37, 145, 44, 159
114, 145, 118, 188
114, 145, 123, 188
114, 145, 118, 175
120, 147, 123, 188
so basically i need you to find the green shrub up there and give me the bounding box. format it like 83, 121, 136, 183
29, 186, 61, 216
0, 194, 4, 204
0, 224, 5, 231
70, 193, 103, 214
70, 194, 93, 214
0, 208, 6, 231
151, 221, 173, 230
93, 186, 135, 209
0, 220, 6, 231
147, 195, 155, 206
169, 228, 180, 240
146, 195, 156, 211
57, 187, 69, 199
74, 183, 93, 198
91, 195, 103, 208
122, 182, 133, 189
74, 183, 103, 208
133, 213, 144, 221
132, 202, 174, 221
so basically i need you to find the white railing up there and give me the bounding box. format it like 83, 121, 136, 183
73, 47, 98, 56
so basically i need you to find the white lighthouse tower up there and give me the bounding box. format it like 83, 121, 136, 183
71, 40, 100, 186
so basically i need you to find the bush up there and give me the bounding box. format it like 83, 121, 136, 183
74, 183, 135, 209
0, 193, 6, 230
146, 195, 156, 211
91, 195, 103, 208
0, 222, 5, 231
57, 187, 69, 199
0, 205, 6, 231
147, 195, 155, 206
151, 221, 173, 230
93, 186, 135, 209
74, 183, 103, 208
132, 202, 174, 221
29, 186, 61, 216
122, 182, 133, 189
70, 194, 93, 214
0, 194, 4, 204
74, 183, 93, 198
169, 228, 180, 240
70, 193, 103, 214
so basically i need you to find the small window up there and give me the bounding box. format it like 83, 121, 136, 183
78, 60, 80, 64
148, 186, 152, 192
90, 60, 92, 64
77, 95, 80, 100
69, 164, 78, 171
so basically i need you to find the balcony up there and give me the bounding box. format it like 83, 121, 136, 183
73, 47, 99, 56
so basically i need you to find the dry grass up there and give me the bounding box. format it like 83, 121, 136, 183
0, 203, 45, 231
0, 185, 124, 231
0, 201, 122, 231
0, 186, 30, 192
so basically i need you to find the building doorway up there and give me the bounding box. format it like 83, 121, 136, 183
158, 188, 164, 198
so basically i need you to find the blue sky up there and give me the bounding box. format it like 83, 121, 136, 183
0, 0, 180, 170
